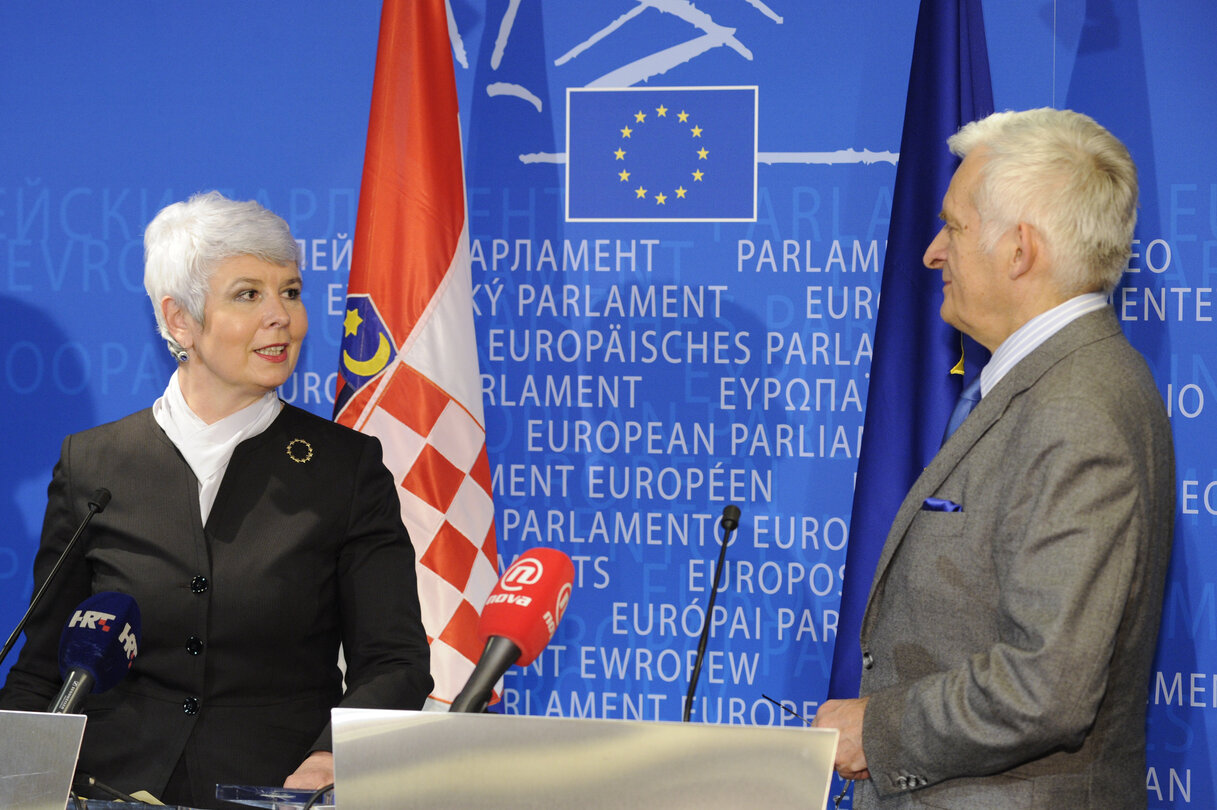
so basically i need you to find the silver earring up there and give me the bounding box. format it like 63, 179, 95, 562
174, 349, 188, 363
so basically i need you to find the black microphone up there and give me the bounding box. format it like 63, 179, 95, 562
450, 549, 575, 713
683, 504, 742, 722
721, 504, 740, 532
49, 591, 141, 714
0, 488, 112, 668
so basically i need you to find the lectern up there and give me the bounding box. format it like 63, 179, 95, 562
0, 710, 86, 810
332, 708, 838, 809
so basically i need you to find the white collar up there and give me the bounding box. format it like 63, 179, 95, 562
980, 292, 1108, 396
152, 370, 282, 521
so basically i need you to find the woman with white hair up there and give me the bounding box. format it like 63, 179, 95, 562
0, 191, 432, 807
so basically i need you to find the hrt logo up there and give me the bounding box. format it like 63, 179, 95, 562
499, 557, 545, 592
69, 610, 117, 632
118, 623, 138, 666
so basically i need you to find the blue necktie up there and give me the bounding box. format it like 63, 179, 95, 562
942, 375, 982, 444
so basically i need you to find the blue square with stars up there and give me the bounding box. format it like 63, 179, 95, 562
566, 86, 757, 222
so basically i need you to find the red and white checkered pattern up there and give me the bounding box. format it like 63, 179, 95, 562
365, 366, 498, 694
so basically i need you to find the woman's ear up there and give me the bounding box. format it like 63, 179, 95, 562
161, 296, 196, 349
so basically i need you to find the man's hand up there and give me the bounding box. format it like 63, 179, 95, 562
814, 697, 870, 780
284, 751, 334, 791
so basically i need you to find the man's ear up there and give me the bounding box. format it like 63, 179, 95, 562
1008, 222, 1040, 281
161, 296, 196, 349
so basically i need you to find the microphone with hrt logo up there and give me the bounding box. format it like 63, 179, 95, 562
48, 591, 141, 715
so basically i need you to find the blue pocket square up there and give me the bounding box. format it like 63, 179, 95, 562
922, 497, 962, 512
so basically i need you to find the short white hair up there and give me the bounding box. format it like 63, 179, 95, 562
143, 191, 299, 355
948, 108, 1138, 295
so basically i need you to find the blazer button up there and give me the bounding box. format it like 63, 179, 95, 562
862, 651, 874, 670
190, 575, 209, 594
183, 697, 200, 715
185, 635, 204, 655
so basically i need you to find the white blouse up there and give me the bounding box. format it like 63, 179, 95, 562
151, 370, 282, 523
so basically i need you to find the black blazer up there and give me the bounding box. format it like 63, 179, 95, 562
1, 404, 433, 804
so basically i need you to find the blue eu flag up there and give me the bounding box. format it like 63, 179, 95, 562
566, 86, 756, 222
827, 0, 993, 703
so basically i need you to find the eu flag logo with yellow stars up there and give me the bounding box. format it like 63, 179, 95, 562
566, 86, 757, 222
336, 293, 398, 411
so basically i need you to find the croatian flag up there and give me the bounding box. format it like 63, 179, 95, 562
334, 0, 498, 705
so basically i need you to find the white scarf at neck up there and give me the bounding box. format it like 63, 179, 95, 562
152, 370, 282, 523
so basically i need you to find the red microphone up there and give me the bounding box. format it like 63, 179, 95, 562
449, 549, 574, 712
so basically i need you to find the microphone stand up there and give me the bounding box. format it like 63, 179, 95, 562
0, 488, 110, 667
683, 504, 740, 722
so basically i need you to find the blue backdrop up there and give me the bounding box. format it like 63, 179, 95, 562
1, 3, 1212, 806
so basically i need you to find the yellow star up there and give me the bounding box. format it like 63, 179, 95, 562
692, 169, 704, 181
620, 125, 633, 138
614, 147, 626, 160
618, 169, 630, 181
655, 193, 667, 205
675, 186, 687, 198
635, 186, 647, 199
634, 110, 646, 123
697, 147, 709, 160
677, 110, 689, 122
343, 308, 364, 337
656, 104, 668, 117
691, 125, 703, 138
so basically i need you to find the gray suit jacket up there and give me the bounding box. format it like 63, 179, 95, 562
855, 308, 1174, 809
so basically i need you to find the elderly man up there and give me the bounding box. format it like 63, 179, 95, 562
816, 108, 1175, 808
